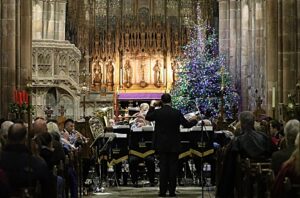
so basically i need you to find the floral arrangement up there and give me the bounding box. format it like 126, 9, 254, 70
9, 90, 34, 118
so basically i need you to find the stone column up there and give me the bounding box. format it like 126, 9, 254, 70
57, 0, 67, 40
281, 0, 297, 103
32, 1, 43, 39
218, 0, 229, 66
229, 0, 238, 75
20, 0, 32, 87
297, 0, 300, 91
0, 0, 17, 119
266, 0, 278, 116
240, 0, 250, 110
254, 0, 265, 99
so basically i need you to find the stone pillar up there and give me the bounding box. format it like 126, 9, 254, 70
240, 0, 250, 110
56, 0, 67, 40
266, 0, 278, 116
32, 1, 43, 39
20, 0, 32, 86
218, 0, 229, 66
280, 0, 297, 103
254, 0, 265, 99
0, 0, 32, 119
298, 0, 300, 89
1, 0, 17, 119
229, 0, 238, 75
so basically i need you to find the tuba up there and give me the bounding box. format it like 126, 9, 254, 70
89, 107, 112, 139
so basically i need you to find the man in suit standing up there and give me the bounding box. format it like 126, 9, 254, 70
146, 93, 197, 197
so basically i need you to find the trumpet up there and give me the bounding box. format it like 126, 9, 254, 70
228, 120, 238, 131
73, 130, 89, 144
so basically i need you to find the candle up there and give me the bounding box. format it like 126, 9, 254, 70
18, 92, 23, 106
272, 87, 276, 108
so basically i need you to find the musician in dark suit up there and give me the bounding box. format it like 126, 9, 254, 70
146, 93, 197, 197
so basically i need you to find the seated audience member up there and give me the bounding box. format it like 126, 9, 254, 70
32, 117, 48, 136
272, 119, 299, 176
47, 122, 65, 165
272, 133, 300, 198
216, 111, 273, 197
270, 119, 284, 148
232, 111, 273, 159
0, 121, 13, 150
0, 123, 53, 197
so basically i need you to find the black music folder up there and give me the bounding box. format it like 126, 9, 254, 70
129, 126, 155, 158
189, 126, 214, 158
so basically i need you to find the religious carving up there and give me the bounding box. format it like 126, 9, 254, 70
44, 106, 53, 119
153, 60, 162, 87
106, 60, 114, 91
171, 60, 178, 84
57, 105, 66, 131
123, 60, 132, 88
139, 62, 148, 88
92, 58, 102, 91
140, 23, 146, 50
253, 96, 266, 120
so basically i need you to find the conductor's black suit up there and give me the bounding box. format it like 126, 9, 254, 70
146, 104, 197, 196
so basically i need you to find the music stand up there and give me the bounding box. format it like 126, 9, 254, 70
110, 125, 130, 186
179, 128, 191, 185
190, 125, 214, 198
90, 132, 116, 193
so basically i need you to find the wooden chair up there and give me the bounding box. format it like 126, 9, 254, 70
284, 177, 300, 198
237, 158, 273, 198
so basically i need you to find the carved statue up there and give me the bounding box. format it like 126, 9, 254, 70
171, 60, 178, 83
123, 60, 132, 88
153, 60, 162, 87
141, 63, 146, 81
156, 32, 162, 50
155, 23, 162, 51
106, 32, 113, 54
92, 59, 102, 90
174, 32, 180, 55
140, 23, 146, 49
125, 32, 130, 50
106, 60, 114, 91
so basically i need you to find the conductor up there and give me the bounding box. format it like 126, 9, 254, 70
146, 93, 198, 197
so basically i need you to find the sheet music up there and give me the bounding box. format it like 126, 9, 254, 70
113, 125, 130, 129
115, 133, 127, 138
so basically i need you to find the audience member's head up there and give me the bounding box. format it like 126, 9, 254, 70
64, 119, 75, 132
140, 103, 149, 113
32, 117, 47, 136
1, 121, 14, 139
36, 132, 52, 147
7, 123, 27, 144
284, 119, 300, 147
108, 119, 115, 127
161, 93, 171, 104
239, 111, 255, 131
270, 119, 281, 135
47, 121, 61, 142
293, 133, 300, 174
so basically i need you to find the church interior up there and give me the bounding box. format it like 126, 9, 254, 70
0, 0, 300, 197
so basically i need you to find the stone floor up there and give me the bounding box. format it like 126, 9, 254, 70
85, 186, 215, 198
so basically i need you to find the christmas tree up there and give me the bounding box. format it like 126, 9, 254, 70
170, 22, 239, 119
